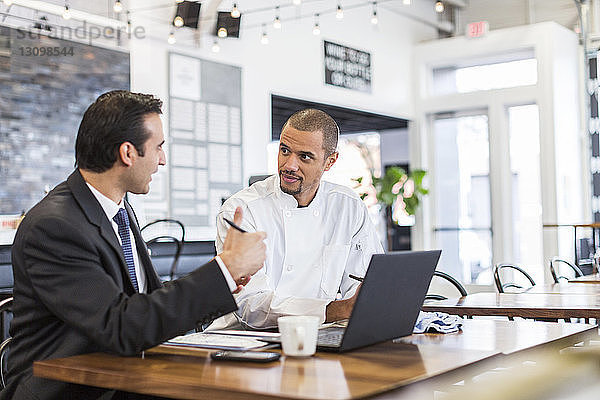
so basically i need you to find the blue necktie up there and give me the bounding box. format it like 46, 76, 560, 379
113, 208, 139, 292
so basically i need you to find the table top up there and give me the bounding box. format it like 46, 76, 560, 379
525, 283, 600, 294
34, 342, 496, 400
569, 274, 600, 283
398, 318, 597, 355
543, 223, 600, 228
33, 319, 598, 400
422, 292, 600, 319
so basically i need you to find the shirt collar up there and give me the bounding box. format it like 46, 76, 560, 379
273, 174, 323, 209
86, 182, 124, 221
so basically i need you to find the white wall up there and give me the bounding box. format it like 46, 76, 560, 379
127, 2, 437, 235
129, 3, 437, 183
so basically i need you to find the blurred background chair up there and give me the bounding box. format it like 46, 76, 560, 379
493, 263, 536, 293
141, 219, 185, 281
549, 257, 583, 283
425, 271, 468, 301
0, 297, 13, 389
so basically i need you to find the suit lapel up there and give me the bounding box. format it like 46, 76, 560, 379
67, 170, 136, 293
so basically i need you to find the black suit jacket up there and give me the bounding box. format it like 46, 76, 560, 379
2, 170, 237, 399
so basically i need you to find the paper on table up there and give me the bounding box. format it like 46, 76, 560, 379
165, 332, 269, 351
206, 330, 281, 339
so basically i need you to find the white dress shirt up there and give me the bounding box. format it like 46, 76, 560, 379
208, 174, 384, 330
86, 184, 237, 294
86, 183, 147, 293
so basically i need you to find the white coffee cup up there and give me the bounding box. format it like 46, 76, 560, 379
277, 315, 320, 357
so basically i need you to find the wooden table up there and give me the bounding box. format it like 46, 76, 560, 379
422, 292, 600, 319
398, 318, 597, 355
33, 320, 598, 400
525, 283, 600, 294
543, 223, 600, 266
35, 343, 496, 400
569, 274, 600, 283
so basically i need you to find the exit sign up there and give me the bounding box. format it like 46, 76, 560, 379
467, 21, 489, 38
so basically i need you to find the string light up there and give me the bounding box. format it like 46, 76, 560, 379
435, 1, 444, 13
312, 14, 320, 35
273, 6, 281, 29
217, 27, 228, 38
212, 40, 220, 53
173, 15, 184, 27
371, 2, 378, 25
261, 25, 269, 44
168, 31, 176, 44
62, 3, 71, 20
231, 3, 240, 18
113, 1, 123, 13
336, 4, 344, 19
126, 11, 132, 34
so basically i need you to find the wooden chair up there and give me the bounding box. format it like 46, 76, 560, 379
549, 257, 583, 283
141, 219, 185, 281
493, 263, 535, 293
0, 297, 13, 389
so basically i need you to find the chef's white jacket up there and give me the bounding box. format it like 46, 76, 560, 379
209, 174, 384, 330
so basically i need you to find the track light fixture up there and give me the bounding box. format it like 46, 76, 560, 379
273, 6, 281, 29
435, 1, 444, 13
217, 27, 228, 38
168, 31, 176, 44
212, 40, 220, 52
173, 15, 184, 27
62, 3, 71, 20
371, 2, 378, 25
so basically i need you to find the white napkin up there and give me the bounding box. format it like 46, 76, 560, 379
413, 311, 463, 334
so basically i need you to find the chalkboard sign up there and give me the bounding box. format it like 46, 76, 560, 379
324, 40, 371, 92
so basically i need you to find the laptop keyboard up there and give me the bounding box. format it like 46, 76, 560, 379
317, 327, 344, 346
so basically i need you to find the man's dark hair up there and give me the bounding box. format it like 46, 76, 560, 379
283, 109, 339, 156
75, 90, 163, 173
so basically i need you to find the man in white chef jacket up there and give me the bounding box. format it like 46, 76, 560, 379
210, 108, 384, 330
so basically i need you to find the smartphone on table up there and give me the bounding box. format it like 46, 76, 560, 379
210, 350, 281, 363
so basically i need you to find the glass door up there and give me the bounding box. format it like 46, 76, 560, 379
432, 112, 493, 284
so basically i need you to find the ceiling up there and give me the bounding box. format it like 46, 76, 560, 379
271, 95, 408, 139
3, 1, 585, 39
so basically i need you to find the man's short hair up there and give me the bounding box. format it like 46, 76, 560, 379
75, 90, 163, 173
283, 109, 339, 156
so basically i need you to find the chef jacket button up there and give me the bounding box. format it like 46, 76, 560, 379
285, 211, 292, 217
286, 264, 293, 272
313, 210, 319, 217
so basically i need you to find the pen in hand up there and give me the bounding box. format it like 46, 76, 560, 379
349, 274, 364, 283
224, 218, 247, 233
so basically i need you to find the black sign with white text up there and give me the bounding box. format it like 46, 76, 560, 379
324, 40, 371, 92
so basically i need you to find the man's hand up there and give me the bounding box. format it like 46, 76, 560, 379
218, 207, 266, 282
325, 284, 361, 322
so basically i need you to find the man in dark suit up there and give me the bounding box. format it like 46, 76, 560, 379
2, 90, 266, 399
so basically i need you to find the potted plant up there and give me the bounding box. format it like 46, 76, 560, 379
354, 166, 428, 250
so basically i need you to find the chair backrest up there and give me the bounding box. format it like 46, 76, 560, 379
493, 263, 536, 293
549, 257, 583, 283
425, 271, 468, 301
141, 219, 185, 281
0, 297, 13, 389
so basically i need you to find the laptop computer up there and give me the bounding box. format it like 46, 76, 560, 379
315, 250, 441, 352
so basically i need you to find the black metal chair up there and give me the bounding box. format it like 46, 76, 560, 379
493, 263, 536, 293
549, 257, 583, 283
141, 219, 185, 281
425, 271, 468, 301
0, 297, 13, 389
